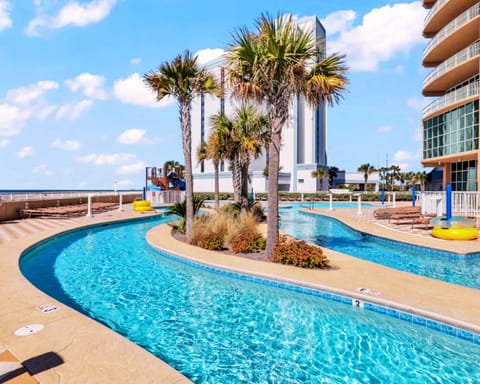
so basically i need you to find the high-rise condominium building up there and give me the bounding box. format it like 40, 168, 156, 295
191, 16, 329, 194
421, 0, 480, 191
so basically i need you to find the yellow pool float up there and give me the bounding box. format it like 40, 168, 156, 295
133, 200, 153, 212
432, 226, 478, 241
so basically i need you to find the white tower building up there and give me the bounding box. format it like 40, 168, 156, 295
191, 16, 329, 194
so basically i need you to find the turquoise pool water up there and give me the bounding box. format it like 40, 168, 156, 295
20, 216, 480, 384
279, 208, 480, 290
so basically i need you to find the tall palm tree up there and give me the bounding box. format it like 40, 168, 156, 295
210, 112, 241, 202
413, 171, 428, 192
389, 165, 401, 191
311, 168, 329, 191
233, 105, 270, 213
210, 106, 270, 213
144, 51, 217, 241
357, 163, 376, 191
226, 13, 348, 256
328, 166, 339, 189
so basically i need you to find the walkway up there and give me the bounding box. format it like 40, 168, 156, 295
0, 207, 191, 384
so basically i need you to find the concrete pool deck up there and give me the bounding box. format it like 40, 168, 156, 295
0, 203, 479, 383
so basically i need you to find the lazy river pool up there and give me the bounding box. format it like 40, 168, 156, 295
20, 215, 480, 384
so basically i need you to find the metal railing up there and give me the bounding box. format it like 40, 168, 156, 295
424, 0, 448, 26
424, 3, 480, 57
420, 191, 480, 220
0, 191, 140, 202
423, 80, 479, 117
424, 41, 480, 87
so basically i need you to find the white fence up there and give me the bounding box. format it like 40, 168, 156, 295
146, 190, 184, 206
0, 191, 140, 202
420, 191, 480, 219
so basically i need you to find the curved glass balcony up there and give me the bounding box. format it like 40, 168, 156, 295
424, 3, 480, 57
424, 41, 480, 87
423, 80, 479, 117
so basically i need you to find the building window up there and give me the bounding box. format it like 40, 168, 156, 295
451, 160, 477, 191
423, 100, 479, 160
298, 179, 304, 183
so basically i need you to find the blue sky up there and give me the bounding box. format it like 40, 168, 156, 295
0, 0, 429, 190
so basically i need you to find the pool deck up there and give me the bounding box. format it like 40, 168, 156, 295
0, 202, 479, 383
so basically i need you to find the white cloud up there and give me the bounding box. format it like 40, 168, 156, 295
76, 153, 136, 166
393, 150, 420, 170
26, 0, 116, 36
32, 163, 54, 176
394, 65, 404, 74
377, 125, 392, 133
116, 128, 162, 145
6, 80, 58, 104
0, 138, 10, 148
323, 2, 426, 71
0, 1, 12, 31
38, 104, 58, 119
51, 139, 81, 151
320, 10, 355, 35
117, 128, 145, 144
0, 104, 31, 137
130, 57, 141, 65
55, 99, 93, 120
195, 48, 225, 65
65, 73, 108, 100
116, 161, 146, 175
17, 146, 34, 158
113, 73, 174, 108
407, 96, 429, 110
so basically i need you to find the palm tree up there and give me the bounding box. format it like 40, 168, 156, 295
328, 166, 339, 189
232, 105, 270, 213
413, 171, 428, 192
210, 106, 270, 213
311, 168, 329, 191
210, 112, 241, 202
389, 165, 401, 191
226, 13, 348, 256
357, 163, 376, 191
144, 51, 217, 241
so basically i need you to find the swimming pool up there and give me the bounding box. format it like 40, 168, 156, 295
280, 207, 480, 290
20, 216, 480, 383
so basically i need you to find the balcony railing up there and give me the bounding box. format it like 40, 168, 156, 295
424, 41, 480, 87
424, 3, 480, 57
424, 0, 447, 26
423, 80, 479, 117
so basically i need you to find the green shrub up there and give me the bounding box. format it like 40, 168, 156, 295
231, 231, 266, 254
271, 235, 329, 269
169, 220, 185, 234
196, 232, 224, 250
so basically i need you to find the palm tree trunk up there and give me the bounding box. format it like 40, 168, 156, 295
240, 161, 250, 215
232, 159, 242, 202
214, 159, 220, 210
181, 103, 194, 242
266, 123, 282, 257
